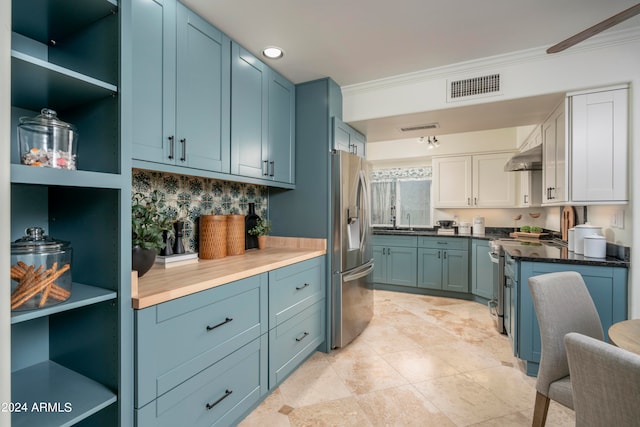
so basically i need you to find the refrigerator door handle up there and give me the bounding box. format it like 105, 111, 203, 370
343, 260, 374, 282
357, 169, 370, 252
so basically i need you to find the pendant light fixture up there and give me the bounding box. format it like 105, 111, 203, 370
418, 136, 440, 149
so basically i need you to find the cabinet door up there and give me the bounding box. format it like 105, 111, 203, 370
372, 246, 386, 283
570, 87, 628, 202
131, 0, 176, 164
542, 102, 566, 204
386, 247, 417, 287
432, 156, 472, 207
268, 70, 295, 183
417, 248, 443, 290
231, 43, 268, 178
333, 117, 351, 153
442, 249, 469, 293
473, 153, 515, 207
471, 240, 494, 299
176, 5, 230, 172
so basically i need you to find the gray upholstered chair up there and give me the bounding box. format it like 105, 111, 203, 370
565, 332, 640, 427
528, 271, 603, 427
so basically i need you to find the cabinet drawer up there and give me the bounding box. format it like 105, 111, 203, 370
135, 274, 267, 408
269, 256, 325, 327
418, 236, 468, 250
372, 235, 418, 247
269, 300, 325, 388
136, 335, 267, 427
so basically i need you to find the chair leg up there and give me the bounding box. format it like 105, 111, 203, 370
532, 391, 550, 427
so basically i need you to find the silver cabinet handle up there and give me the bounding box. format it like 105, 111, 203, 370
262, 160, 269, 176
179, 138, 186, 162
474, 197, 477, 205
168, 136, 175, 160
269, 161, 275, 177
524, 194, 528, 204
467, 197, 471, 206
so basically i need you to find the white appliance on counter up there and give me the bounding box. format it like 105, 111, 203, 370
331, 151, 374, 348
473, 216, 485, 236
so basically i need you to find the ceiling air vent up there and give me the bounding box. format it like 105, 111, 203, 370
448, 74, 501, 101
400, 122, 440, 132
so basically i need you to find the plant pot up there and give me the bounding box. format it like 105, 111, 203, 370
132, 246, 157, 277
257, 235, 267, 250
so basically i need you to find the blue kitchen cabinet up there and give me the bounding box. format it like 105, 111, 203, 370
131, 0, 231, 172
516, 261, 628, 376
471, 239, 495, 299
333, 117, 366, 158
231, 42, 295, 185
9, 0, 131, 425
372, 235, 418, 287
418, 237, 469, 293
135, 274, 268, 426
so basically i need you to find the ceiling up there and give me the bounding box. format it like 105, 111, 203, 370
181, 0, 640, 141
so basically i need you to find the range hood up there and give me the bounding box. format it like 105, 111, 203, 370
504, 144, 542, 171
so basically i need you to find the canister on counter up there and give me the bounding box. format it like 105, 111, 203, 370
584, 234, 606, 259
199, 215, 227, 259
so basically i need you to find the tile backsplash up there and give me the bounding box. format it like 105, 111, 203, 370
132, 169, 268, 252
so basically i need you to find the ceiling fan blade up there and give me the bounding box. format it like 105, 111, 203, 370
547, 3, 640, 53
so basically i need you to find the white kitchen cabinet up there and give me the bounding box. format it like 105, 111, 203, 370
433, 153, 516, 208
517, 171, 542, 207
542, 101, 567, 204
569, 86, 628, 203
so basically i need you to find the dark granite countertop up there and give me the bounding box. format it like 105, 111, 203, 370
373, 227, 629, 268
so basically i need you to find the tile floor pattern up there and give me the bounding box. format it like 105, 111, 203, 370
239, 290, 576, 426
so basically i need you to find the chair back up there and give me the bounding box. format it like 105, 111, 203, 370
528, 271, 603, 395
565, 332, 640, 427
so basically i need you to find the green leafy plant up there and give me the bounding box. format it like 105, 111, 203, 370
248, 218, 272, 236
530, 226, 543, 233
132, 191, 173, 251
520, 225, 531, 233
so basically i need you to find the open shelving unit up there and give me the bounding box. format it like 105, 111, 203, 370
8, 0, 131, 425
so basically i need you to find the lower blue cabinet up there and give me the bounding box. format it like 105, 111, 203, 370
134, 255, 326, 426
136, 335, 268, 427
517, 261, 628, 376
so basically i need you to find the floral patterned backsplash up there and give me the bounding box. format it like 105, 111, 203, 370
132, 169, 268, 253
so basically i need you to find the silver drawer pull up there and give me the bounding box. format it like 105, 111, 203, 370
205, 389, 233, 410
206, 317, 233, 331
295, 332, 309, 342
295, 283, 310, 290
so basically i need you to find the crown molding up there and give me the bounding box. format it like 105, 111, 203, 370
342, 27, 640, 96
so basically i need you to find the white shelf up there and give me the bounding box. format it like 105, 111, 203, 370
11, 360, 117, 426
11, 283, 117, 325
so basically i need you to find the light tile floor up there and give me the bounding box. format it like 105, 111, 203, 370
239, 290, 576, 426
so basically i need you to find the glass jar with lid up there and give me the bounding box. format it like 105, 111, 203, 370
10, 227, 73, 311
18, 108, 78, 169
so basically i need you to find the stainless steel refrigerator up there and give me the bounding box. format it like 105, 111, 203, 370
331, 150, 374, 348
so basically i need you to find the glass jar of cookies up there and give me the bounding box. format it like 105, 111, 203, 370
10, 227, 72, 311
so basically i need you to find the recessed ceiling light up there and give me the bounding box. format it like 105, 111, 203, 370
262, 46, 284, 60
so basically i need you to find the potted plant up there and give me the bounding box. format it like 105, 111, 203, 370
132, 191, 172, 276
248, 218, 272, 249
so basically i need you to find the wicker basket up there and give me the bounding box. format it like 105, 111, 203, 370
226, 214, 246, 256
199, 215, 227, 259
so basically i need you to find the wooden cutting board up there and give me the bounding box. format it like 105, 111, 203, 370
561, 206, 576, 241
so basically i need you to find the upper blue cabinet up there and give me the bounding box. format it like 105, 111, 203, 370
333, 116, 366, 158
131, 0, 230, 173
231, 42, 295, 185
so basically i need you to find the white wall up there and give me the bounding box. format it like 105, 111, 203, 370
1, 0, 12, 424
368, 127, 519, 166
345, 30, 640, 317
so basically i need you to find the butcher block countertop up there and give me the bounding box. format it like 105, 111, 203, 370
132, 236, 327, 309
